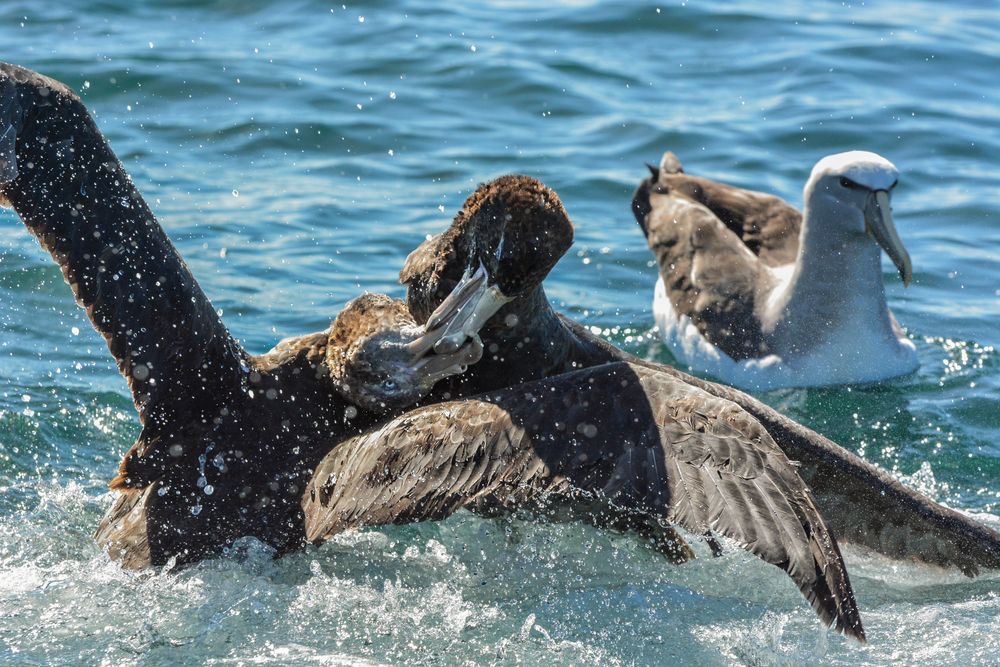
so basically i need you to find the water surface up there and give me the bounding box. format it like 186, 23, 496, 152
1, 1, 999, 664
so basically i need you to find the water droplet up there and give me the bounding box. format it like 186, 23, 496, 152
71, 326, 80, 336
232, 189, 239, 197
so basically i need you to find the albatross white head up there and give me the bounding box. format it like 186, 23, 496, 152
804, 150, 912, 286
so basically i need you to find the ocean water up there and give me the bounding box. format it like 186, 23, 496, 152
1, 1, 999, 664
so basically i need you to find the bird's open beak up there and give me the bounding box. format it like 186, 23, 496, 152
418, 262, 512, 355
864, 189, 912, 287
407, 333, 483, 385
401, 263, 510, 382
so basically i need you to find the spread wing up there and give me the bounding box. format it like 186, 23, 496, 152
0, 63, 247, 430
303, 361, 864, 641
658, 358, 1000, 577
633, 159, 770, 360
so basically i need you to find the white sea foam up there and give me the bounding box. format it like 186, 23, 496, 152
2, 481, 999, 665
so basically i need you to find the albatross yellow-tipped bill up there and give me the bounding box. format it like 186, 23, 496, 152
864, 189, 913, 287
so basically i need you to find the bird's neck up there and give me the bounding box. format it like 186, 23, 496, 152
765, 193, 895, 352
480, 285, 568, 377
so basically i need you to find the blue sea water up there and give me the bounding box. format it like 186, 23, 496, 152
1, 1, 999, 664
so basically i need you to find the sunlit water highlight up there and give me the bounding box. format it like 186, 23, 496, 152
1, 1, 999, 664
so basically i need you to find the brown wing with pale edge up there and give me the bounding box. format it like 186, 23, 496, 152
637, 152, 802, 267
632, 162, 770, 361
303, 361, 865, 641
657, 355, 1000, 577
0, 63, 247, 432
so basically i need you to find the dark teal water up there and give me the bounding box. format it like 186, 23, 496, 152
1, 1, 999, 664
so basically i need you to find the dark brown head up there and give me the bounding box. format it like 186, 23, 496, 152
401, 175, 574, 322
326, 293, 482, 413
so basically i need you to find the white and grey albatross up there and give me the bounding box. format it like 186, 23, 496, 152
632, 150, 918, 390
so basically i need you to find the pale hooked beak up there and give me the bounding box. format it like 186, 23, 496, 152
401, 263, 510, 382
408, 333, 483, 385
420, 262, 512, 355
865, 189, 912, 287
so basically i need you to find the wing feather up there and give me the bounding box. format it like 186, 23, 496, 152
303, 361, 864, 640
633, 177, 769, 361
1, 64, 247, 426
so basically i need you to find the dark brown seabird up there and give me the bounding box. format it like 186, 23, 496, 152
2, 63, 865, 639
0, 63, 500, 568
395, 171, 1000, 580
306, 175, 867, 640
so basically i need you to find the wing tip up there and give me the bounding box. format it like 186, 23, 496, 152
802, 560, 867, 644
829, 606, 867, 644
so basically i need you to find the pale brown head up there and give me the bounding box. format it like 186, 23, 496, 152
326, 290, 485, 413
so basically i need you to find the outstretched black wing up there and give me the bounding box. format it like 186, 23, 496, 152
303, 361, 864, 641
0, 63, 247, 433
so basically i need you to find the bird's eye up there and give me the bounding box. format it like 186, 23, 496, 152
839, 176, 863, 190
382, 379, 397, 391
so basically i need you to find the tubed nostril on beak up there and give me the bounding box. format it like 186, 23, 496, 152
425, 263, 488, 331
